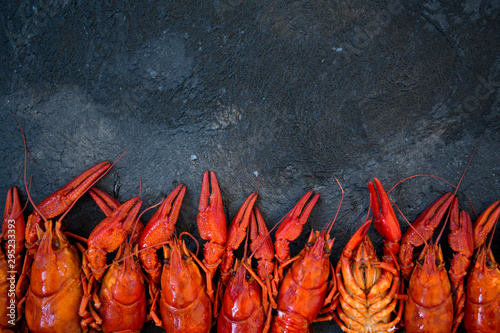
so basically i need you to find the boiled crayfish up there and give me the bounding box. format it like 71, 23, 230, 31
217, 202, 275, 333
270, 187, 339, 332
79, 187, 146, 332
141, 183, 214, 332
335, 178, 404, 332
22, 161, 111, 333
464, 200, 500, 332
399, 192, 473, 333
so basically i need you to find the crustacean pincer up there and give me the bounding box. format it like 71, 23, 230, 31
137, 184, 186, 293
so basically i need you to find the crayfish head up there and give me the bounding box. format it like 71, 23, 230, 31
407, 243, 452, 310
229, 260, 253, 294
161, 239, 204, 308
415, 243, 446, 285
291, 231, 333, 289
306, 231, 334, 261
466, 245, 500, 304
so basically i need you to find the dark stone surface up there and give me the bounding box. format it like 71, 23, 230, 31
1, 0, 499, 332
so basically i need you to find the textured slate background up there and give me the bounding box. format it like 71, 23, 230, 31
1, 1, 499, 332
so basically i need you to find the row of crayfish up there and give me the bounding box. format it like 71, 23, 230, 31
1, 160, 499, 333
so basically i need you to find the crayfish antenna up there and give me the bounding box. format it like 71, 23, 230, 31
391, 199, 429, 248
436, 142, 476, 245
324, 175, 343, 236
16, 116, 49, 227
179, 231, 200, 257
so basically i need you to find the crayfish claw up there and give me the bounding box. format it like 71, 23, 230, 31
343, 218, 371, 258
87, 196, 142, 281
448, 199, 474, 259
472, 200, 500, 249
275, 191, 320, 263
226, 192, 258, 250
369, 178, 401, 246
89, 187, 120, 216
36, 161, 111, 220
138, 184, 186, 284
197, 171, 228, 273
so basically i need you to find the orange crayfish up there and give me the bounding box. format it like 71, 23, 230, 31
399, 192, 473, 333
217, 204, 275, 333
79, 187, 146, 332
142, 180, 212, 332
198, 171, 273, 316
464, 200, 500, 332
270, 184, 340, 332
21, 160, 112, 333
335, 178, 404, 332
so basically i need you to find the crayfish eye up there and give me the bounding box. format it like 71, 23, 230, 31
54, 241, 60, 248
232, 271, 236, 276
182, 254, 188, 260
307, 242, 313, 247
486, 260, 493, 268
435, 259, 441, 266
246, 274, 251, 279
163, 258, 169, 264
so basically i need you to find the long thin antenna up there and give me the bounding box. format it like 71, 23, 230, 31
15, 116, 49, 225
325, 175, 343, 235
179, 232, 200, 257
436, 142, 477, 244
388, 174, 455, 194
391, 197, 428, 248
130, 199, 163, 243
